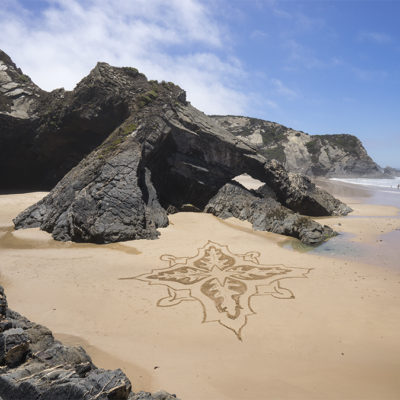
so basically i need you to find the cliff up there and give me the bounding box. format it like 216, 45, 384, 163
0, 50, 130, 190
210, 115, 383, 177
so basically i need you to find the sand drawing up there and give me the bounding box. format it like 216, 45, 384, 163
125, 241, 311, 340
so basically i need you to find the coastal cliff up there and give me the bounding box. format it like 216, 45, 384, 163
210, 115, 383, 177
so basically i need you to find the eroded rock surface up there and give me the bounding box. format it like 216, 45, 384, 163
205, 182, 335, 245
1, 49, 351, 244
0, 286, 178, 400
0, 50, 43, 119
211, 115, 384, 177
0, 50, 134, 190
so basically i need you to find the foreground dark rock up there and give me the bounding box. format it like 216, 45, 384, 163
1, 49, 351, 244
211, 115, 384, 177
0, 286, 178, 400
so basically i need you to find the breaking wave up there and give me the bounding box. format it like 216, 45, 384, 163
330, 177, 400, 191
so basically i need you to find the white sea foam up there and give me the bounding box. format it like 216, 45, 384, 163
330, 177, 400, 191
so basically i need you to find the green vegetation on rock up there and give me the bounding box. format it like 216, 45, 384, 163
120, 122, 137, 136
122, 67, 138, 77
305, 138, 321, 163
16, 74, 30, 83
261, 128, 287, 146
98, 122, 138, 158
263, 145, 286, 163
321, 134, 360, 152
138, 89, 158, 108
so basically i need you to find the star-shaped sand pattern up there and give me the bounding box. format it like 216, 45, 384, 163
126, 241, 311, 340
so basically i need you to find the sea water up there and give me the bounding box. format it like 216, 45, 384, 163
282, 176, 400, 268
330, 176, 400, 190
329, 176, 400, 208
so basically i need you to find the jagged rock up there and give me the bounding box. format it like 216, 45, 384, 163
2, 49, 350, 243
205, 182, 335, 245
260, 160, 353, 217
130, 391, 179, 400
0, 286, 176, 400
0, 328, 30, 367
211, 115, 384, 177
0, 50, 136, 190
383, 166, 400, 177
0, 288, 6, 319
0, 50, 43, 119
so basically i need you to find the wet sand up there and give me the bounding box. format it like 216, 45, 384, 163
1, 186, 400, 400
315, 177, 400, 208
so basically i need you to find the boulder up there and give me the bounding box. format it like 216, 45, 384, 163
205, 182, 335, 245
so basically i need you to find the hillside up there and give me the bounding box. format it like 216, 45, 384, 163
211, 115, 383, 177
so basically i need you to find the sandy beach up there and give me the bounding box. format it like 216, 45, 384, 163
1, 181, 400, 400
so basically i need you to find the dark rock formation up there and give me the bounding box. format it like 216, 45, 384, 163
0, 50, 132, 190
205, 181, 335, 245
253, 160, 352, 217
0, 286, 178, 400
210, 115, 383, 178
130, 392, 178, 400
1, 49, 351, 244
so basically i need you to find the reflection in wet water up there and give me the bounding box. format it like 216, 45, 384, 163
282, 232, 365, 256
0, 226, 141, 255
281, 230, 400, 269
315, 178, 400, 208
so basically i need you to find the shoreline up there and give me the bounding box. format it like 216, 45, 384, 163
315, 177, 400, 208
1, 183, 400, 399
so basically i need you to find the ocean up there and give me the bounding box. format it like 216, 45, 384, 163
328, 177, 400, 208
330, 176, 400, 190
281, 176, 400, 268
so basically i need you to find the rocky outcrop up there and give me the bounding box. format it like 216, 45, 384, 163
1, 49, 351, 244
211, 115, 383, 177
0, 50, 43, 119
383, 166, 400, 177
0, 286, 178, 400
254, 160, 352, 217
0, 50, 132, 190
205, 181, 335, 245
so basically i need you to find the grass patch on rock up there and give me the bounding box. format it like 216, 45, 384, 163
263, 145, 286, 163
138, 89, 159, 108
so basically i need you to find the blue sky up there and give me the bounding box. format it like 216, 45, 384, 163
1, 0, 399, 168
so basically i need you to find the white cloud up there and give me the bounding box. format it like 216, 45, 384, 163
250, 30, 269, 40
351, 66, 388, 81
258, 0, 325, 31
271, 78, 297, 99
357, 31, 392, 44
0, 0, 248, 115
284, 39, 325, 70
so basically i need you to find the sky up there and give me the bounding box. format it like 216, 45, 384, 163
0, 0, 399, 168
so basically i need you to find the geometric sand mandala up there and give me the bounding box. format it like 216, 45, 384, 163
122, 241, 311, 340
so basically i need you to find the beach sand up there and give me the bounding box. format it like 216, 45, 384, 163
1, 183, 400, 400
